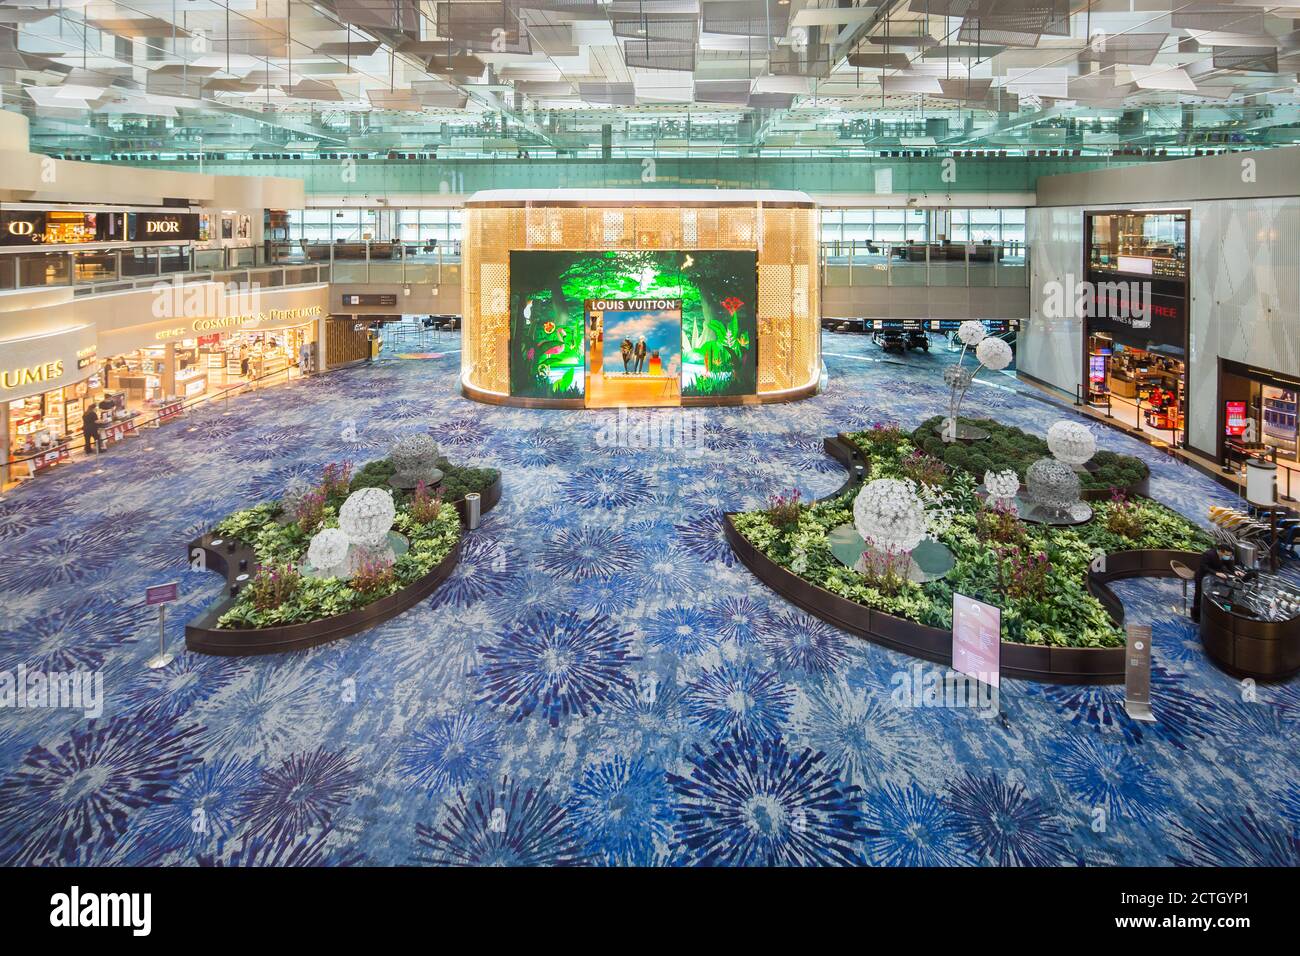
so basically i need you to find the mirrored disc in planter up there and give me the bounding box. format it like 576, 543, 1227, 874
827, 524, 955, 583
1013, 496, 1093, 526
931, 420, 991, 442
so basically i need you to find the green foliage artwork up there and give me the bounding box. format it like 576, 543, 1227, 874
509, 249, 758, 399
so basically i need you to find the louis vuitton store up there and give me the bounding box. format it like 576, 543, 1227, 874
460, 189, 821, 408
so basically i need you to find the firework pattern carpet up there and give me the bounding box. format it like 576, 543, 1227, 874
0, 333, 1298, 866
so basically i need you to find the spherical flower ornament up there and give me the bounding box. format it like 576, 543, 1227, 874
307, 528, 350, 576
1046, 420, 1097, 467
984, 469, 1020, 500
957, 320, 987, 347
389, 433, 443, 488
853, 478, 929, 555
943, 365, 974, 390
338, 487, 396, 548
1026, 457, 1081, 513
975, 336, 1013, 371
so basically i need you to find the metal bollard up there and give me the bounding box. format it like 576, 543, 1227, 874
465, 492, 481, 530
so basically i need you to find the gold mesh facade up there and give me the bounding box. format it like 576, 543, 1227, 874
462, 197, 819, 399
757, 206, 820, 394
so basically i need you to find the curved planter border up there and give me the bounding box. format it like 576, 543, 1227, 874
724, 435, 1196, 684
185, 538, 462, 656
184, 478, 500, 657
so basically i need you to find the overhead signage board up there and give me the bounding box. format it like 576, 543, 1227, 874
342, 294, 398, 307
127, 212, 200, 242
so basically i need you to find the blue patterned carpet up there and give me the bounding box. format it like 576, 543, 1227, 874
1, 332, 1297, 866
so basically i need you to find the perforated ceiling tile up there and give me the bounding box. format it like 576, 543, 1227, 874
1212, 47, 1280, 72
702, 0, 789, 37
624, 38, 697, 72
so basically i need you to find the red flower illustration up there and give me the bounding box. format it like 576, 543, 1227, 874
721, 296, 744, 316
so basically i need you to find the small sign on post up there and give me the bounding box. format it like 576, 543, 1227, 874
952, 592, 1001, 689
145, 582, 179, 670
1124, 623, 1155, 722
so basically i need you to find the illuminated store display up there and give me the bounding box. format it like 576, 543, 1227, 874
506, 248, 758, 405
462, 189, 818, 407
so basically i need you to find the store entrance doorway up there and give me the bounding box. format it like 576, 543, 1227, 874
584, 298, 682, 408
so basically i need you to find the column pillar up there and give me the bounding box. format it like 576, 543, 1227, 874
0, 400, 10, 488
316, 315, 329, 371
162, 342, 177, 397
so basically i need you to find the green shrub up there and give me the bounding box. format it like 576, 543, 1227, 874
868, 416, 1152, 492
735, 421, 1206, 649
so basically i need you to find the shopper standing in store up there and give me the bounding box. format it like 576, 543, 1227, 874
81, 404, 102, 455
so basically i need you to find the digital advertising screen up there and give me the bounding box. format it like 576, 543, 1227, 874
1225, 400, 1248, 437
508, 249, 758, 401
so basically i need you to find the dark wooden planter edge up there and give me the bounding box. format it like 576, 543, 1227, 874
183, 476, 501, 657
185, 538, 463, 656
727, 436, 1193, 685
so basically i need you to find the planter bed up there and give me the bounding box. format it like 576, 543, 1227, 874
184, 455, 500, 657
185, 538, 463, 656
727, 425, 1210, 684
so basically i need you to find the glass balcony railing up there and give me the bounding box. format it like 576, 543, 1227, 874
0, 244, 330, 294
267, 241, 462, 286
4, 238, 1021, 296
820, 241, 1027, 288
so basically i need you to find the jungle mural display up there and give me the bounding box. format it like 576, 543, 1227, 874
508, 250, 758, 400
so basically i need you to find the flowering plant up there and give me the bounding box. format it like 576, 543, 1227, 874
976, 500, 1024, 545
350, 553, 397, 597
1105, 488, 1144, 539
409, 480, 445, 525
867, 421, 908, 458
899, 449, 949, 487
248, 562, 302, 610
291, 488, 327, 532
858, 545, 911, 597
996, 545, 1051, 600
320, 459, 354, 499
767, 487, 803, 530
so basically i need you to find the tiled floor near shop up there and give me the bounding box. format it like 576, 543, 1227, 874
0, 333, 1296, 866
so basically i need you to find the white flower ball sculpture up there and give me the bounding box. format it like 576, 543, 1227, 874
338, 487, 396, 549
307, 528, 350, 577
853, 478, 929, 555
975, 336, 1013, 372
984, 468, 1020, 501
1046, 420, 1097, 467
389, 433, 442, 488
1026, 457, 1081, 512
957, 320, 987, 347
943, 365, 974, 390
